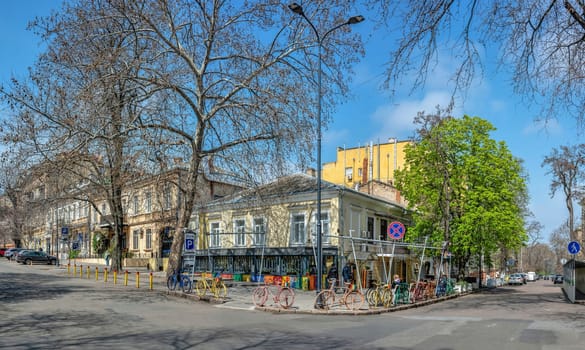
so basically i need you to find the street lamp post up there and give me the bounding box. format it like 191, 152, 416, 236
289, 3, 364, 293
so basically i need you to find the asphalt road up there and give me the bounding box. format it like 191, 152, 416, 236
1, 259, 584, 350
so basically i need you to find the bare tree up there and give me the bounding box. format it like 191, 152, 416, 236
106, 0, 365, 274
368, 0, 585, 127
1, 0, 365, 274
542, 144, 585, 241
549, 220, 572, 271
0, 0, 153, 270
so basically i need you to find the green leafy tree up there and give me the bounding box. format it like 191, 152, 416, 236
395, 111, 528, 277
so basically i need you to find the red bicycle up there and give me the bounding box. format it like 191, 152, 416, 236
252, 281, 295, 309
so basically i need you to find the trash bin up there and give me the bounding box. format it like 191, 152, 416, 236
309, 275, 316, 290
302, 276, 309, 290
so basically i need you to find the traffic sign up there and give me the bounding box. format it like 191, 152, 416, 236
387, 221, 406, 240
568, 241, 581, 255
184, 232, 195, 252
61, 227, 69, 236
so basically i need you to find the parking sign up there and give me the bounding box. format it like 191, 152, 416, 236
184, 233, 195, 252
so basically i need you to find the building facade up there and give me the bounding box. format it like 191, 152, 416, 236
187, 173, 414, 287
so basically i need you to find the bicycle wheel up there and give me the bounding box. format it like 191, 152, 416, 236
252, 286, 268, 307
381, 288, 393, 308
365, 288, 375, 306
277, 287, 295, 309
181, 276, 192, 293
314, 290, 335, 310
344, 291, 365, 311
213, 280, 228, 298
195, 279, 207, 296
167, 275, 177, 291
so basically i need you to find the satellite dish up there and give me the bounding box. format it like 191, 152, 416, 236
561, 258, 567, 265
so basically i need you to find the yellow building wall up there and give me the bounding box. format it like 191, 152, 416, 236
198, 197, 342, 249
322, 140, 409, 188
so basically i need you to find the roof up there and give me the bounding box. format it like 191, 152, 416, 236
199, 173, 408, 213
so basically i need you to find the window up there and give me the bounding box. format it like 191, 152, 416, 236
290, 214, 306, 245
345, 167, 353, 182
133, 195, 139, 215
133, 229, 140, 250
163, 186, 172, 210
234, 219, 246, 246
145, 191, 152, 213
145, 229, 152, 250
210, 222, 221, 248
253, 217, 266, 246
311, 211, 330, 245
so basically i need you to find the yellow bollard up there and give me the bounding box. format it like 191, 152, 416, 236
74, 264, 77, 275
136, 271, 140, 288
95, 266, 99, 281
86, 265, 90, 279
149, 272, 153, 290
104, 268, 108, 283
79, 265, 83, 278
67, 263, 71, 275
114, 270, 118, 285
124, 270, 129, 286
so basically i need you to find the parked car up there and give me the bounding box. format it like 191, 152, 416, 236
519, 273, 527, 284
526, 271, 537, 282
4, 248, 25, 260
508, 273, 524, 285
16, 250, 57, 265
0, 248, 7, 257
553, 275, 564, 284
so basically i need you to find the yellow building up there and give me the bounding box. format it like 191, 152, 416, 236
322, 139, 410, 206
322, 139, 409, 188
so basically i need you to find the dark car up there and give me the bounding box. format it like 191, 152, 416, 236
16, 250, 57, 265
553, 275, 564, 284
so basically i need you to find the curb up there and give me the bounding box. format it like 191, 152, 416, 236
253, 291, 472, 316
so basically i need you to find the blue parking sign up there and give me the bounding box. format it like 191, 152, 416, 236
184, 233, 195, 252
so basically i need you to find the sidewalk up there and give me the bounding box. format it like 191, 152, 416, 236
54, 263, 468, 315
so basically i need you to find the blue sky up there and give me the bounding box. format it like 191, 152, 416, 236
1, 1, 580, 243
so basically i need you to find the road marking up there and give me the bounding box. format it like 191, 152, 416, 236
399, 315, 482, 322
214, 304, 256, 311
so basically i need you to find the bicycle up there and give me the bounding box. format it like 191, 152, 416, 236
195, 272, 228, 298
392, 282, 410, 305
365, 281, 393, 308
166, 268, 192, 293
314, 278, 365, 311
252, 281, 295, 309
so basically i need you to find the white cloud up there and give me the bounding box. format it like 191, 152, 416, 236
369, 90, 457, 140
522, 118, 562, 137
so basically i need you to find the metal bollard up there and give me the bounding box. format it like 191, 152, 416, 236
124, 270, 129, 286
67, 263, 71, 275
79, 265, 83, 278
104, 268, 108, 283
149, 272, 153, 290
74, 264, 77, 275
95, 266, 99, 281
113, 270, 118, 285
136, 271, 140, 288
86, 265, 90, 279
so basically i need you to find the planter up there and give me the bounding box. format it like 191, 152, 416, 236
264, 275, 274, 285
